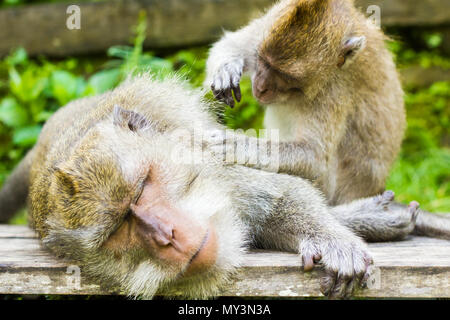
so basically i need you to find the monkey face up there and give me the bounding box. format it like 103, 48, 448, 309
44, 106, 246, 298
256, 0, 368, 104
252, 56, 305, 104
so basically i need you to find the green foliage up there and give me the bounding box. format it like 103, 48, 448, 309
388, 30, 450, 69
0, 14, 174, 187
386, 81, 450, 212
382, 30, 450, 212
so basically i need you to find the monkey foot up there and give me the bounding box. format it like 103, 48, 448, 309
363, 190, 420, 241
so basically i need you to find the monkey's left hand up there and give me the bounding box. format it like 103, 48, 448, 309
210, 59, 244, 108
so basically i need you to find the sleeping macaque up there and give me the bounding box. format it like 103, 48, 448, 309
205, 0, 450, 239
0, 75, 421, 299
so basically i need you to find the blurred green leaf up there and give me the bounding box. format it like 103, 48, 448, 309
86, 68, 120, 95
50, 70, 85, 105
0, 97, 28, 127
5, 48, 27, 66
12, 125, 42, 147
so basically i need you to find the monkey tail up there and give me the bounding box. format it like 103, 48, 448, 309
0, 149, 35, 223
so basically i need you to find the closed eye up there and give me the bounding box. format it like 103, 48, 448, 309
133, 175, 148, 204
187, 172, 200, 190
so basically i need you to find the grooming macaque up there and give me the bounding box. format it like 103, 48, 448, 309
0, 75, 422, 298
205, 0, 450, 239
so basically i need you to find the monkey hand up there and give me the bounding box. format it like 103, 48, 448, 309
210, 59, 244, 108
300, 235, 373, 299
204, 130, 267, 168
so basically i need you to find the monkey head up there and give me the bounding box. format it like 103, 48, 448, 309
256, 0, 367, 104
42, 105, 246, 298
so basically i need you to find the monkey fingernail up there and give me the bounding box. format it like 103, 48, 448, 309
233, 86, 242, 102
408, 201, 420, 222
302, 255, 315, 272
382, 190, 395, 202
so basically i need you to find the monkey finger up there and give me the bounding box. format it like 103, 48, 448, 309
213, 89, 229, 105
408, 201, 420, 223
302, 254, 315, 272
313, 253, 322, 263
359, 263, 374, 289
212, 87, 223, 100
329, 274, 353, 299
344, 278, 356, 298
223, 88, 235, 108
233, 85, 242, 103
319, 271, 337, 298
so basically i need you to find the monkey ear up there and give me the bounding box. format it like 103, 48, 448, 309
337, 36, 366, 68
113, 105, 150, 133
54, 167, 78, 197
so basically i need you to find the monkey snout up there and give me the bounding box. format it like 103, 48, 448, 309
130, 202, 218, 275
252, 78, 276, 104
254, 80, 269, 95
135, 214, 175, 247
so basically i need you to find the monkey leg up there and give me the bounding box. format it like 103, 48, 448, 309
331, 190, 420, 242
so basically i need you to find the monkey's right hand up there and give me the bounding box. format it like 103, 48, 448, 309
210, 59, 244, 108
300, 235, 374, 299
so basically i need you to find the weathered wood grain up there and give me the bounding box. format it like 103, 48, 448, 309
0, 0, 449, 58
0, 225, 449, 298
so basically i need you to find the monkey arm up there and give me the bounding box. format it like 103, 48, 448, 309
229, 165, 373, 298
208, 130, 332, 181
204, 10, 275, 85
204, 19, 264, 107
204, 4, 287, 107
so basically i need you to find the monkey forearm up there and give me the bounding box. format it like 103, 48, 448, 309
210, 130, 326, 179
276, 141, 326, 180
205, 24, 260, 86
204, 7, 282, 87
230, 166, 357, 250
243, 138, 326, 180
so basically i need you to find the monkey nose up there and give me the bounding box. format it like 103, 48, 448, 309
147, 219, 174, 247
256, 86, 268, 95
130, 204, 176, 248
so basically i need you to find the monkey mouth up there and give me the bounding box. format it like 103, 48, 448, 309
188, 231, 210, 265
179, 230, 214, 278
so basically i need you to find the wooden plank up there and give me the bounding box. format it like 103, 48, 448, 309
0, 0, 271, 58
0, 0, 449, 58
0, 226, 449, 297
356, 0, 450, 27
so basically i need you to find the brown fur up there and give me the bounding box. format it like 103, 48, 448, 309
0, 75, 399, 298
205, 0, 450, 239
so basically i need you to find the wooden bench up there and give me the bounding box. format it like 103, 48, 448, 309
0, 225, 449, 298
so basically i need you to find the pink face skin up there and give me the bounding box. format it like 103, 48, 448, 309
252, 57, 303, 104
103, 173, 218, 277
